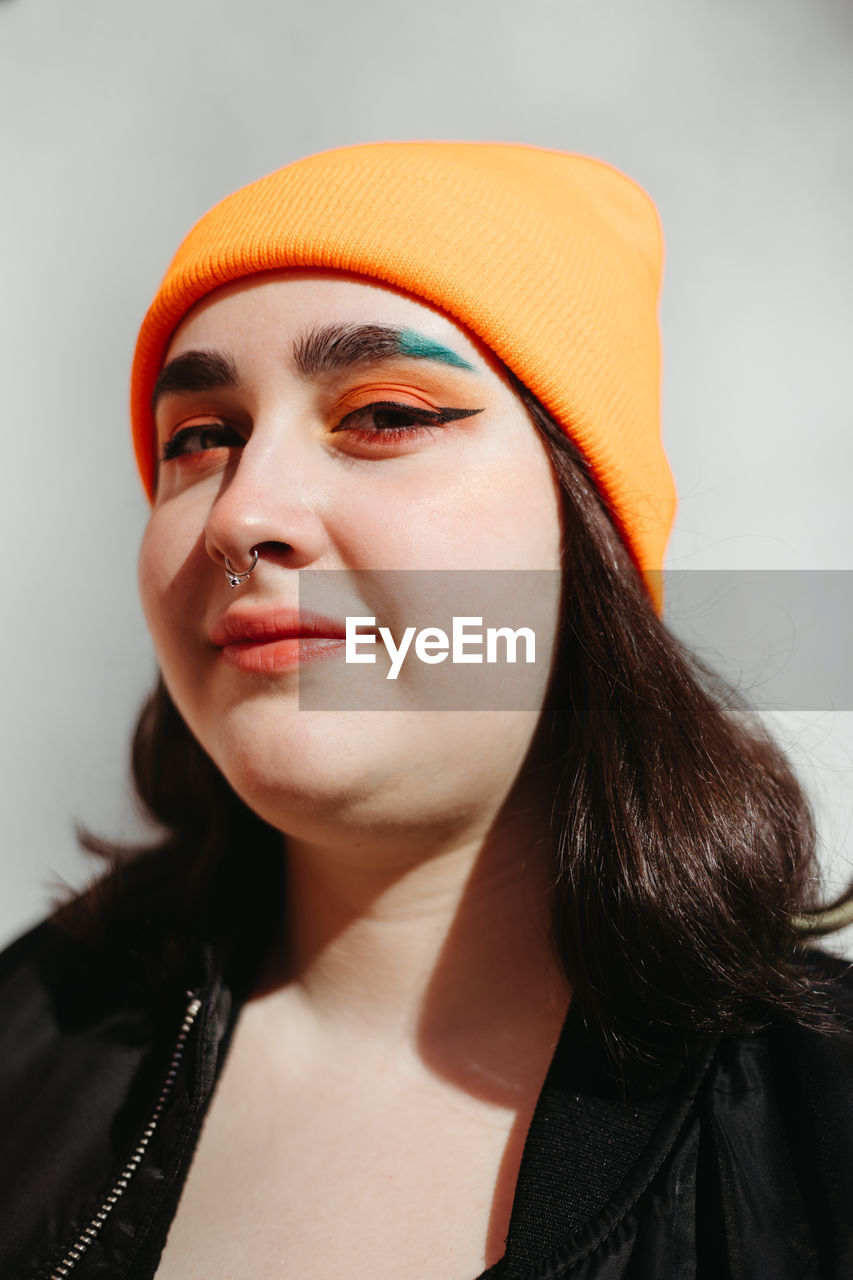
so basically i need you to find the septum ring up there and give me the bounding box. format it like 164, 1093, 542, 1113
224, 548, 259, 588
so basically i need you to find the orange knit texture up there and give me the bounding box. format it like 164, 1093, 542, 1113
131, 141, 676, 610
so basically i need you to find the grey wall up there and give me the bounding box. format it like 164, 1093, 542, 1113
1, 0, 851, 950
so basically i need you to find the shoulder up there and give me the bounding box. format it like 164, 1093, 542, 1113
763, 948, 853, 1171
0, 873, 169, 1023
0, 844, 271, 1094
701, 947, 853, 1123
0, 906, 160, 1095
0, 861, 210, 1104
0, 912, 108, 1046
0, 911, 70, 987
0, 850, 214, 1012
729, 947, 853, 1084
682, 949, 853, 1271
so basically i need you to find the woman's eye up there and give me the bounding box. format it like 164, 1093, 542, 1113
161, 423, 244, 461
333, 401, 482, 444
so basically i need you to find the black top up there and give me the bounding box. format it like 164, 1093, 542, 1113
1, 850, 852, 1279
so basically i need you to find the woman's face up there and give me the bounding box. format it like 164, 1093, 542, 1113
138, 272, 565, 847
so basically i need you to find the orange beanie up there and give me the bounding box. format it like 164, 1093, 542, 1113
131, 141, 675, 610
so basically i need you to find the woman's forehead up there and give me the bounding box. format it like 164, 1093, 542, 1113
163, 270, 491, 374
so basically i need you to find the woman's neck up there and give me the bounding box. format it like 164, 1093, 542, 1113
247, 804, 570, 1107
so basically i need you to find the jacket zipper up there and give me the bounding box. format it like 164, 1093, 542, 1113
46, 990, 203, 1279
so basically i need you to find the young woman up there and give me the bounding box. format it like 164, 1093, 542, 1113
1, 142, 851, 1280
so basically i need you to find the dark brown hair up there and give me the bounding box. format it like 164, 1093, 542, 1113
53, 377, 849, 1073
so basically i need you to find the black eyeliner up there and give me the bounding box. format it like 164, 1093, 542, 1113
432, 407, 484, 424
332, 402, 484, 432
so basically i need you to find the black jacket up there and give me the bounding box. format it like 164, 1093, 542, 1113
2, 867, 853, 1280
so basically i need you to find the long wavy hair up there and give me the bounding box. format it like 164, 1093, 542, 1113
52, 374, 850, 1076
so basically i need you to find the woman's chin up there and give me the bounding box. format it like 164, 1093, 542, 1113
188, 698, 545, 844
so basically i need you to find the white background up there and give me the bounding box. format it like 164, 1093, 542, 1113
1, 0, 851, 950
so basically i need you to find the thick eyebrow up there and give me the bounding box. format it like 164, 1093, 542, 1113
293, 323, 477, 377
151, 350, 240, 415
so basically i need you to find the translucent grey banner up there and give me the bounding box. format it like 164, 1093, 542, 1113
661, 571, 853, 713
296, 570, 853, 712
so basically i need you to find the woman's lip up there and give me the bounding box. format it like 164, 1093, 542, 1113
219, 635, 348, 674
210, 605, 349, 646
210, 606, 358, 673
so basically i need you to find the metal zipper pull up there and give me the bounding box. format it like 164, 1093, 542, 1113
47, 991, 203, 1279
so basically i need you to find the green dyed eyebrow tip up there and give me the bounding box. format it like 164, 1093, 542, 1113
396, 329, 476, 371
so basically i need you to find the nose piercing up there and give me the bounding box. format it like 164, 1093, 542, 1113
224, 548, 259, 588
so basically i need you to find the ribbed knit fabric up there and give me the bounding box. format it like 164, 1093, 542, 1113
130, 141, 676, 610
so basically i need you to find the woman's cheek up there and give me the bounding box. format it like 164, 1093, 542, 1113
432, 460, 562, 570
137, 511, 199, 643
138, 518, 175, 620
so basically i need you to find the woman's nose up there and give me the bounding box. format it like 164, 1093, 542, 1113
204, 424, 328, 574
